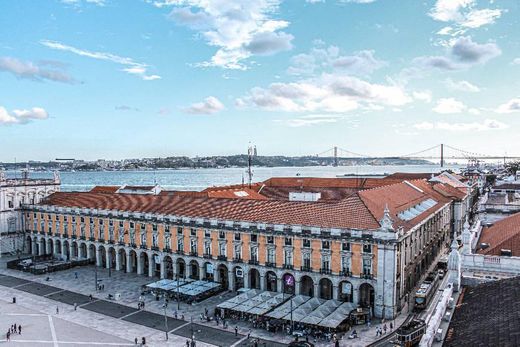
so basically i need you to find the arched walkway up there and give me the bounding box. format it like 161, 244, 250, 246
233, 266, 244, 291
189, 260, 200, 280
338, 280, 353, 302
300, 275, 314, 297
359, 283, 375, 310
139, 252, 149, 276
265, 271, 277, 292
217, 264, 229, 289
80, 243, 87, 259
282, 273, 295, 294
203, 262, 214, 281
46, 239, 53, 256
71, 241, 79, 259
117, 248, 126, 271
163, 255, 174, 279
88, 244, 96, 264
319, 278, 333, 300
249, 268, 260, 289
128, 250, 138, 273
176, 258, 186, 279
108, 247, 116, 269
98, 245, 107, 267
55, 239, 62, 257
62, 240, 70, 260
26, 236, 32, 254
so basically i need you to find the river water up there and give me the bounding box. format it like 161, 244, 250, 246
6, 164, 462, 192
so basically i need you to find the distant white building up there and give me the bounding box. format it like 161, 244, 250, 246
0, 170, 60, 257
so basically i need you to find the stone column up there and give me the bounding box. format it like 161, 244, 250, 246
106, 248, 111, 269
260, 275, 265, 291
352, 285, 359, 306
116, 250, 122, 271
200, 266, 205, 281
38, 240, 45, 256
69, 243, 74, 260
96, 247, 102, 267
61, 242, 67, 260
332, 285, 339, 300
276, 278, 282, 293
295, 280, 301, 295
126, 252, 132, 273
243, 270, 250, 289
148, 253, 154, 277
137, 253, 143, 275
228, 271, 235, 291
313, 283, 319, 298
160, 259, 166, 279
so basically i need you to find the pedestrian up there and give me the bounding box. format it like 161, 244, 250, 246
141, 337, 146, 346
335, 340, 340, 347
186, 339, 190, 347
234, 326, 238, 336
10, 324, 14, 333
390, 322, 393, 331
174, 310, 178, 319
89, 294, 93, 301
18, 325, 21, 334
384, 324, 387, 334
56, 306, 59, 314
14, 324, 17, 332
134, 337, 138, 345
74, 271, 78, 279
247, 329, 251, 339
6, 331, 10, 342
74, 303, 78, 311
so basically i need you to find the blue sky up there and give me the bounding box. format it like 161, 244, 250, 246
1, 0, 519, 161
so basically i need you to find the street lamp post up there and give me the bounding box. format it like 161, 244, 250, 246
191, 316, 194, 345
176, 274, 181, 310
163, 299, 169, 341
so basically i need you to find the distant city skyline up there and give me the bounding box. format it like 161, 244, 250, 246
1, 0, 520, 161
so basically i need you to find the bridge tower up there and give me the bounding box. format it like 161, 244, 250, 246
333, 146, 338, 167
440, 143, 444, 168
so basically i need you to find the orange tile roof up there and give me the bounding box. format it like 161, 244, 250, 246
385, 172, 436, 180
478, 212, 520, 256
41, 191, 380, 230
89, 186, 120, 193
432, 183, 467, 201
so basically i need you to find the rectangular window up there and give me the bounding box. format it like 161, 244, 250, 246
177, 227, 183, 235
119, 221, 124, 228
234, 233, 241, 241
177, 238, 184, 251
363, 258, 372, 275
267, 236, 274, 244
219, 231, 225, 239
219, 242, 226, 256
234, 244, 242, 259
284, 250, 293, 265
285, 237, 292, 246
190, 239, 197, 253
321, 255, 330, 270
303, 253, 311, 269
267, 248, 275, 264
190, 228, 196, 236
205, 230, 211, 238
130, 222, 135, 229
322, 241, 330, 249
303, 239, 311, 248
204, 240, 211, 255
342, 242, 351, 251
8, 200, 13, 209
250, 234, 258, 243
363, 244, 372, 254
250, 246, 258, 261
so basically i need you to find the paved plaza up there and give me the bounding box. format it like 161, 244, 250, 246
0, 265, 407, 346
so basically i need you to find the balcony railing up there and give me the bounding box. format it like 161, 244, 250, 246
89, 236, 95, 241
80, 236, 86, 240
130, 243, 137, 248
282, 264, 294, 270
248, 259, 259, 265
203, 253, 212, 259
362, 273, 374, 279
163, 247, 171, 253
233, 257, 243, 263
190, 251, 198, 257
151, 246, 159, 251
340, 270, 352, 277
108, 240, 115, 245
176, 250, 185, 255
300, 266, 312, 272
265, 262, 276, 268
320, 268, 332, 275
119, 241, 126, 246
217, 255, 227, 261
140, 244, 147, 249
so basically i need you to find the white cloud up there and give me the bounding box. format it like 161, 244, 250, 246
288, 45, 385, 76
0, 57, 75, 83
414, 119, 507, 132
413, 91, 432, 103
183, 96, 225, 114
279, 114, 343, 127
445, 78, 480, 92
414, 36, 500, 71
0, 106, 49, 125
161, 0, 292, 69
512, 58, 520, 65
61, 0, 106, 6
239, 73, 411, 113
430, 0, 503, 35
40, 40, 161, 80
496, 98, 520, 114
433, 98, 466, 114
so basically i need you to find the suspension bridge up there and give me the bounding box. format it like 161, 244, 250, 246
315, 144, 520, 167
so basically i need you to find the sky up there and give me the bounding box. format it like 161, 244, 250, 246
1, 0, 519, 161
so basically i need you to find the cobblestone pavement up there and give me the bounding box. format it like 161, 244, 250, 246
0, 265, 411, 346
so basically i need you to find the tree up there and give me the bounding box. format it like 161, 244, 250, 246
504, 161, 520, 175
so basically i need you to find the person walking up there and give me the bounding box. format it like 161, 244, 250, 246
383, 324, 387, 334
390, 322, 393, 331
186, 339, 190, 347
18, 325, 21, 335
74, 303, 78, 311
56, 306, 59, 314
14, 324, 17, 333
6, 330, 10, 342
234, 326, 238, 336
